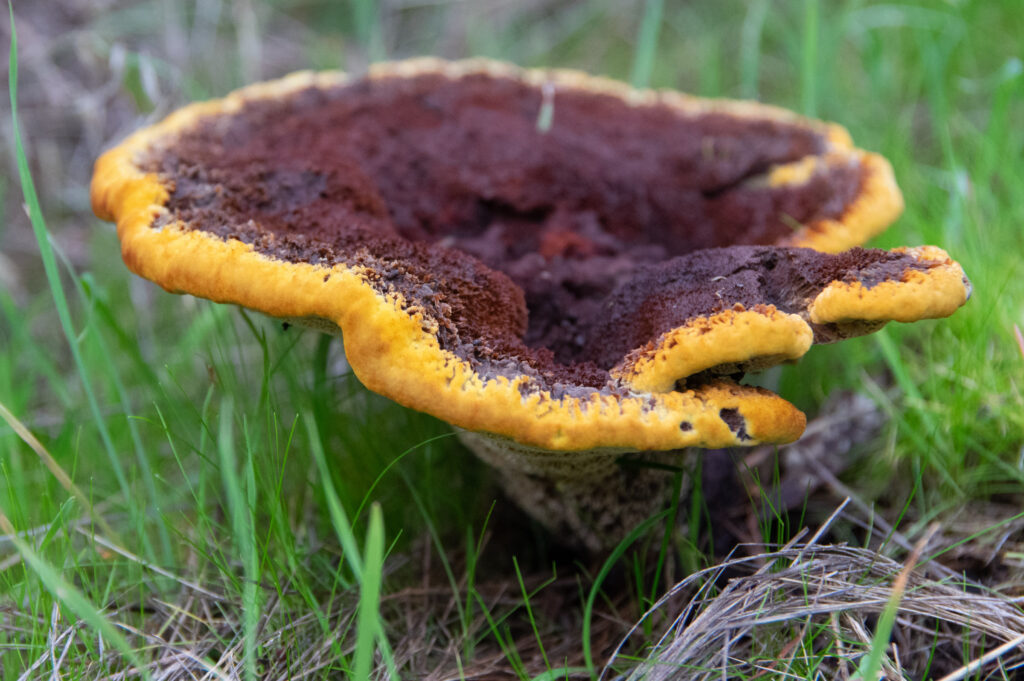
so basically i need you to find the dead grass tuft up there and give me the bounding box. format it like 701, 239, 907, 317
4, 587, 361, 680
609, 526, 1024, 680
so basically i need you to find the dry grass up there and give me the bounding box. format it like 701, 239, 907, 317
5, 590, 360, 680
6, 506, 1021, 680
611, 510, 1024, 681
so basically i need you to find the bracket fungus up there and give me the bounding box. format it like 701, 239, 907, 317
92, 59, 971, 550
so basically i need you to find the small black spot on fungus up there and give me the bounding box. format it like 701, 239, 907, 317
719, 407, 751, 441
679, 421, 693, 432
323, 273, 331, 282
281, 322, 291, 331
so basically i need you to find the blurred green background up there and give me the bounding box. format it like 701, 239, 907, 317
1, 1, 1022, 678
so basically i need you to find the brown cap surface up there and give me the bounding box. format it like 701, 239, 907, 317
91, 58, 967, 452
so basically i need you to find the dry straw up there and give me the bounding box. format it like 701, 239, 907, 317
608, 508, 1024, 681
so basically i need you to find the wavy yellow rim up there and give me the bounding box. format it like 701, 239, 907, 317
91, 58, 914, 452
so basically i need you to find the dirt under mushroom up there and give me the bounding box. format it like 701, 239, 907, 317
145, 71, 919, 390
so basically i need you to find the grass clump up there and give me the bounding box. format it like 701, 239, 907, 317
611, 531, 1024, 680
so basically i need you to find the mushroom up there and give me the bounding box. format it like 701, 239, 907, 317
91, 59, 971, 549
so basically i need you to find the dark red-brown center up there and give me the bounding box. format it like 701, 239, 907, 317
145, 71, 908, 390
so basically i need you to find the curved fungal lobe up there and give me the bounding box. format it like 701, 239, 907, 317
91, 59, 969, 452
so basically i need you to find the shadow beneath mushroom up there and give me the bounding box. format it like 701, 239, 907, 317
461, 429, 698, 552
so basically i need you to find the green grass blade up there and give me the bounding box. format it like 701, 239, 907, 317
352, 0, 384, 63
354, 502, 386, 681
0, 399, 118, 541
68, 272, 172, 565
0, 292, 72, 407
535, 82, 555, 133
305, 412, 361, 583
630, 0, 663, 89
7, 2, 133, 507
531, 667, 589, 681
398, 461, 469, 643
0, 508, 149, 676
648, 470, 684, 609
351, 431, 455, 526
583, 509, 669, 677
513, 556, 552, 673
800, 0, 819, 116
217, 398, 260, 681
739, 0, 769, 99
851, 526, 937, 681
